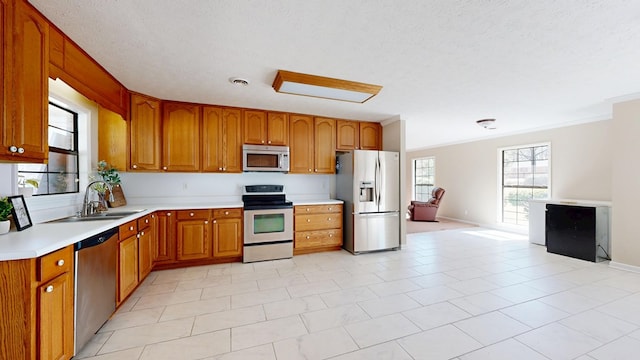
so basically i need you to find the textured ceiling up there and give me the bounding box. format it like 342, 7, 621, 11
29, 0, 640, 150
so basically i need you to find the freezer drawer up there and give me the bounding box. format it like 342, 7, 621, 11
351, 212, 400, 253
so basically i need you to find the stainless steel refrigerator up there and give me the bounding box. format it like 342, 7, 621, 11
337, 150, 400, 254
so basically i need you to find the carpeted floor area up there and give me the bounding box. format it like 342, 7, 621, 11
406, 217, 477, 234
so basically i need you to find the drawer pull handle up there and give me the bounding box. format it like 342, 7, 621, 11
328, 207, 332, 211
190, 212, 195, 217
56, 259, 65, 267
45, 285, 54, 293
129, 226, 134, 231
306, 208, 310, 212
224, 211, 229, 215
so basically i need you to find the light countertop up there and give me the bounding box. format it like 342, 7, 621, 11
0, 199, 342, 261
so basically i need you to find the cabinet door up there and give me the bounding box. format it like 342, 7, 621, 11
162, 102, 201, 172
38, 272, 74, 360
313, 118, 336, 174
138, 226, 153, 280
336, 120, 359, 150
267, 112, 289, 146
222, 108, 242, 173
177, 218, 211, 261
130, 93, 161, 170
1, 1, 48, 163
243, 109, 266, 145
289, 115, 314, 174
359, 122, 382, 150
154, 211, 176, 264
1, 0, 7, 159
98, 105, 128, 171
202, 105, 222, 172
213, 217, 242, 258
118, 235, 139, 303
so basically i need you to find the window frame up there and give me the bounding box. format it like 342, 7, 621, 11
18, 102, 80, 196
412, 156, 436, 201
497, 142, 551, 227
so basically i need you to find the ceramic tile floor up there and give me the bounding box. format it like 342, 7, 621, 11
75, 228, 640, 360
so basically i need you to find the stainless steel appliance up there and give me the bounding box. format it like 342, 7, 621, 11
242, 184, 294, 262
243, 144, 290, 172
74, 227, 118, 354
337, 150, 401, 254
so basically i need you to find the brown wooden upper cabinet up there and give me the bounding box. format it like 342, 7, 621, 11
202, 106, 242, 173
336, 120, 360, 151
130, 93, 162, 171
289, 116, 336, 174
162, 102, 201, 172
359, 122, 382, 150
243, 110, 289, 146
0, 0, 49, 163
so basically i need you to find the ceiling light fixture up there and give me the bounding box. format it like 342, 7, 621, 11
272, 70, 382, 103
229, 77, 250, 86
476, 118, 497, 130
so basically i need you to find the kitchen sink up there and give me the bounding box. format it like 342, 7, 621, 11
47, 210, 146, 223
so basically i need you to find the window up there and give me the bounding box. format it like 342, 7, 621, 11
501, 144, 550, 226
17, 103, 80, 195
414, 157, 435, 201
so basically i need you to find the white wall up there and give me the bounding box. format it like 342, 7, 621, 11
406, 120, 612, 229
120, 172, 334, 205
382, 116, 407, 245
611, 99, 640, 268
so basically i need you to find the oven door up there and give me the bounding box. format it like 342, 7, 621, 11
243, 207, 294, 244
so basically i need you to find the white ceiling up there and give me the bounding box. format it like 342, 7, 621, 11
29, 0, 640, 150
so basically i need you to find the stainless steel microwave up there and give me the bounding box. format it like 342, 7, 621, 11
242, 144, 290, 172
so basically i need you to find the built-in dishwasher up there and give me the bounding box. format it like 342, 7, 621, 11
74, 226, 118, 354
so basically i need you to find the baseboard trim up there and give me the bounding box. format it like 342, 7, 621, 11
609, 261, 640, 274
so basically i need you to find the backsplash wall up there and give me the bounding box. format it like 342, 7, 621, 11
119, 172, 335, 205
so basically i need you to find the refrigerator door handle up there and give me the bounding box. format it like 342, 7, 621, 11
377, 157, 382, 206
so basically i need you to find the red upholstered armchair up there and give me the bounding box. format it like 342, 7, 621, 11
408, 187, 445, 222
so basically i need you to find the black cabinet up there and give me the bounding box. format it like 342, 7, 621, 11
545, 204, 609, 262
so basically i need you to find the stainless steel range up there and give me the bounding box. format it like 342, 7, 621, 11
242, 184, 293, 263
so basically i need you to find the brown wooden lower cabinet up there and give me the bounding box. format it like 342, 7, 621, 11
138, 215, 154, 281
0, 245, 75, 360
176, 210, 212, 261
154, 211, 176, 264
294, 204, 343, 254
117, 233, 139, 305
213, 209, 243, 258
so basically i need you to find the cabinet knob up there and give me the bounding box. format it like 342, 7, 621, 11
167, 212, 172, 216
307, 219, 311, 222
306, 208, 310, 212
145, 219, 149, 223
267, 141, 271, 144
306, 236, 310, 239
129, 226, 134, 231
8, 145, 17, 153
222, 167, 226, 171
329, 234, 333, 237
141, 231, 145, 236
328, 218, 332, 221
212, 220, 216, 224
17, 147, 25, 154
132, 164, 138, 169
308, 169, 312, 172
314, 169, 318, 172
163, 166, 168, 170
328, 207, 332, 211
205, 220, 209, 224
137, 234, 140, 239
219, 167, 223, 170
56, 259, 65, 266
261, 140, 265, 144
151, 214, 155, 218
190, 212, 195, 217
45, 285, 54, 293
224, 211, 229, 215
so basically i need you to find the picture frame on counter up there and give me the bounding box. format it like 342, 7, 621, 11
9, 195, 32, 231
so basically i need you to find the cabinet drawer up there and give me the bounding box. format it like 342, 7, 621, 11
119, 220, 138, 240
177, 209, 211, 220
295, 213, 342, 231
137, 213, 153, 230
295, 204, 342, 214
38, 246, 73, 282
213, 208, 242, 218
295, 229, 342, 248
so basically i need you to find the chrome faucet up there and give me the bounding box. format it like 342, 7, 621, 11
81, 180, 114, 216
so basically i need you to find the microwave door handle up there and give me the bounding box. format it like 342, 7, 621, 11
279, 154, 282, 169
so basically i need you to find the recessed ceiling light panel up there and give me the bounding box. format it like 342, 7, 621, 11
272, 70, 382, 103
